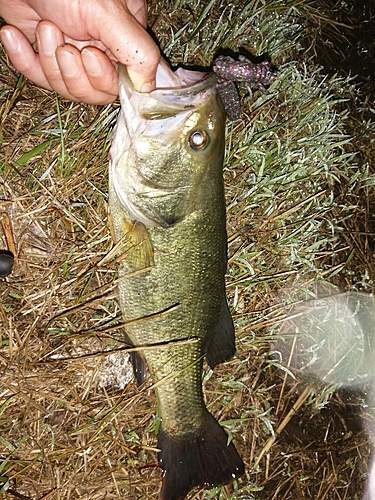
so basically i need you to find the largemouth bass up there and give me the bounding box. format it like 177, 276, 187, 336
109, 60, 244, 500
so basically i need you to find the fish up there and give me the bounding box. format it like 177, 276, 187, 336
109, 60, 244, 500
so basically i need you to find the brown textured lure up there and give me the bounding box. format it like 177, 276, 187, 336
213, 55, 277, 120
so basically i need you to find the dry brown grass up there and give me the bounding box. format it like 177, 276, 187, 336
1, 0, 375, 499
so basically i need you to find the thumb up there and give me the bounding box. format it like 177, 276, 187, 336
92, 2, 160, 92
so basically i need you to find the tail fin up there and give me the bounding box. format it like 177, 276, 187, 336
158, 410, 244, 500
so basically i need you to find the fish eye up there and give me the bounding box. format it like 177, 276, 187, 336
188, 129, 209, 150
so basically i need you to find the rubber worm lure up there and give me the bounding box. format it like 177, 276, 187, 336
212, 55, 277, 121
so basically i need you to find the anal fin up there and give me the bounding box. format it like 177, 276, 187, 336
124, 332, 148, 385
205, 295, 235, 369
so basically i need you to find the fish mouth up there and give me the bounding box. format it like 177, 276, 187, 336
110, 62, 217, 163
135, 65, 217, 121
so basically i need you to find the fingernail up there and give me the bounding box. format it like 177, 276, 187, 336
82, 50, 102, 77
38, 24, 59, 56
139, 80, 156, 93
128, 69, 156, 93
57, 50, 80, 77
0, 29, 21, 53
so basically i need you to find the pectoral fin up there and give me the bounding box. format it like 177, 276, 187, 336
120, 220, 154, 271
205, 296, 236, 369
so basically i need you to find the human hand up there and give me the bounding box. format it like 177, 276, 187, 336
0, 0, 160, 104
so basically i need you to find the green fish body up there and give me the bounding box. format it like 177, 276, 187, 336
109, 61, 244, 500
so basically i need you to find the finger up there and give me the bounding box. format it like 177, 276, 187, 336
0, 25, 53, 90
0, 0, 40, 43
36, 21, 70, 96
56, 44, 117, 104
126, 47, 160, 93
91, 1, 160, 92
126, 0, 148, 27
37, 22, 114, 104
81, 47, 118, 96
